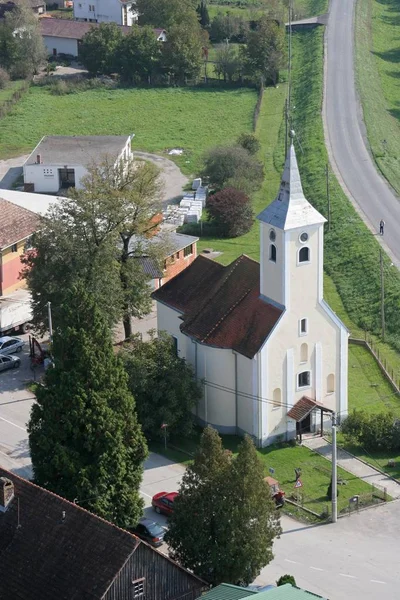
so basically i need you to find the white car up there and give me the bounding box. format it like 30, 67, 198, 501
0, 354, 21, 372
0, 336, 24, 355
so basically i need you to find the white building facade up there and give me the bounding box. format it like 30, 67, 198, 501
73, 0, 136, 26
153, 144, 348, 446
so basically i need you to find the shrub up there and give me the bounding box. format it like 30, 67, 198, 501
201, 145, 264, 192
0, 68, 10, 89
277, 574, 296, 587
341, 409, 400, 452
237, 133, 261, 155
207, 187, 254, 237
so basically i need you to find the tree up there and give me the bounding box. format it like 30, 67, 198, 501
197, 0, 210, 29
162, 22, 203, 83
201, 145, 264, 192
28, 283, 148, 527
121, 332, 202, 440
214, 44, 241, 82
243, 16, 286, 86
237, 133, 260, 155
0, 1, 46, 78
207, 187, 254, 237
277, 574, 296, 587
209, 12, 248, 43
135, 0, 198, 29
22, 157, 163, 338
80, 23, 123, 75
116, 25, 161, 83
166, 429, 281, 585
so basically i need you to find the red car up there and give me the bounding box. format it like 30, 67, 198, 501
152, 492, 178, 516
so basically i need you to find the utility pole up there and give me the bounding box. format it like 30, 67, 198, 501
284, 98, 288, 156
285, 0, 292, 155
326, 163, 331, 231
47, 301, 53, 343
331, 412, 337, 523
380, 249, 385, 342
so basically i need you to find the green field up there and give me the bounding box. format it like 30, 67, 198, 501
208, 0, 327, 19
355, 0, 400, 194
0, 80, 27, 107
0, 85, 257, 174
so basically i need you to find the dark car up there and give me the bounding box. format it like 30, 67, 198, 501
152, 491, 178, 516
129, 518, 166, 547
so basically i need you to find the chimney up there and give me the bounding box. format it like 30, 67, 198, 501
0, 477, 14, 513
36, 154, 42, 164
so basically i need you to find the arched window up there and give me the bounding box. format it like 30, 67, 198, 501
299, 247, 310, 263
300, 343, 308, 363
327, 373, 335, 393
273, 388, 281, 408
269, 244, 277, 262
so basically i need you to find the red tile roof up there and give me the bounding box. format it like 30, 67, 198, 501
287, 396, 333, 421
0, 198, 40, 250
152, 255, 283, 359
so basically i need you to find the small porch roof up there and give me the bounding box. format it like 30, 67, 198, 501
287, 396, 333, 422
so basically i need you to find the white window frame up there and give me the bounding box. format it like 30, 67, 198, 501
297, 246, 310, 265
132, 578, 145, 598
299, 318, 308, 336
297, 370, 311, 391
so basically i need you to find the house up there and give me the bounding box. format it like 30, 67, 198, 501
74, 0, 137, 26
201, 584, 327, 600
23, 135, 133, 193
0, 469, 207, 600
153, 143, 348, 447
40, 18, 167, 57
0, 198, 40, 295
134, 232, 199, 290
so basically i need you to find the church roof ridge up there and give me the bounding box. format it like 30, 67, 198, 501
257, 143, 326, 231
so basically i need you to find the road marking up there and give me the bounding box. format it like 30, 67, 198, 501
0, 415, 27, 432
339, 574, 357, 579
370, 580, 386, 585
285, 559, 300, 565
310, 567, 324, 572
140, 491, 152, 499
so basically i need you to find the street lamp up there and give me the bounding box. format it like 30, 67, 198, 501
160, 423, 168, 450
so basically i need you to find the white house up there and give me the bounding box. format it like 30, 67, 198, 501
153, 143, 349, 447
73, 0, 137, 26
23, 135, 133, 193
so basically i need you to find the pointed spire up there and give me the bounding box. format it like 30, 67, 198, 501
257, 142, 326, 231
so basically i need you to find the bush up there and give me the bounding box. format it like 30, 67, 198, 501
277, 574, 296, 587
207, 187, 254, 237
201, 145, 264, 192
0, 68, 10, 89
341, 409, 400, 452
237, 132, 261, 155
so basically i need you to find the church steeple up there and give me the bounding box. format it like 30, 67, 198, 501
257, 142, 326, 231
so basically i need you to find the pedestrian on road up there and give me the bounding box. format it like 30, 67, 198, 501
380, 219, 385, 235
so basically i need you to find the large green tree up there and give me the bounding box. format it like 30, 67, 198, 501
201, 145, 264, 193
28, 284, 148, 527
162, 22, 203, 83
135, 0, 198, 29
166, 428, 281, 585
121, 332, 202, 440
23, 157, 163, 338
243, 16, 286, 86
116, 25, 161, 83
80, 22, 123, 75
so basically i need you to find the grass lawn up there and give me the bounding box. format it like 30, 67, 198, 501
0, 80, 28, 107
47, 8, 73, 19
0, 85, 257, 175
355, 0, 400, 195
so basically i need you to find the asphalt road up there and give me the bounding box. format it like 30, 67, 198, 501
324, 0, 400, 265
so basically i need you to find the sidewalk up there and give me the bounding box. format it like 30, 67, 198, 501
303, 436, 400, 499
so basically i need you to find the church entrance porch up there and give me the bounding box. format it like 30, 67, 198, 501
288, 396, 333, 443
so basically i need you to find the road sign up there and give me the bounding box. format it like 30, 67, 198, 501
269, 467, 275, 474
294, 479, 303, 489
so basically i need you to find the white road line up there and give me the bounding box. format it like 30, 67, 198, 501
370, 580, 386, 585
0, 415, 27, 432
140, 491, 152, 499
339, 574, 357, 579
285, 559, 300, 565
310, 567, 324, 572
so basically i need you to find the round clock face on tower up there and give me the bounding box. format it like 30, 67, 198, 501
269, 229, 276, 241
299, 232, 309, 243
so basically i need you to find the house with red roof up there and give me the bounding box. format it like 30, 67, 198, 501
153, 143, 349, 446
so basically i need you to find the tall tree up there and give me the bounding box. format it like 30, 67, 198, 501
162, 22, 203, 83
121, 332, 202, 440
80, 23, 123, 75
207, 187, 254, 237
116, 25, 161, 83
197, 0, 210, 29
214, 44, 242, 83
134, 0, 198, 29
28, 283, 148, 527
166, 429, 281, 585
243, 16, 286, 86
22, 157, 163, 338
201, 145, 264, 192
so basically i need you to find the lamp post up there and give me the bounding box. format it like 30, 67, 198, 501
161, 423, 168, 450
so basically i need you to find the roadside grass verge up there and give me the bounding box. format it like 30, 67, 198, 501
355, 0, 400, 194
0, 85, 257, 175
336, 437, 400, 482
208, 0, 328, 19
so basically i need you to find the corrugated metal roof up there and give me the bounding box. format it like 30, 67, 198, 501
255, 584, 327, 599
200, 583, 258, 600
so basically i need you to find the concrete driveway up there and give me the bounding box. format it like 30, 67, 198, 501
324, 0, 400, 265
0, 155, 28, 190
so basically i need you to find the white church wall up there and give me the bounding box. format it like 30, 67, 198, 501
236, 353, 257, 438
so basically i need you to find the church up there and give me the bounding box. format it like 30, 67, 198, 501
153, 143, 348, 446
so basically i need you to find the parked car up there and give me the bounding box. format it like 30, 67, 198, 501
151, 492, 178, 516
0, 354, 21, 372
129, 518, 166, 547
0, 336, 24, 355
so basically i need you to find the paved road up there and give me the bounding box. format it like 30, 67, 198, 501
324, 0, 400, 265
